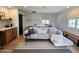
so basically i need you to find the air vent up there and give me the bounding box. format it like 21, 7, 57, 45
32, 11, 36, 13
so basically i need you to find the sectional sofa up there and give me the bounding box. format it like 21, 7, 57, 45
24, 26, 63, 39
24, 26, 73, 46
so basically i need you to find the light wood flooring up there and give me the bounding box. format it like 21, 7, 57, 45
0, 36, 79, 53
0, 36, 23, 53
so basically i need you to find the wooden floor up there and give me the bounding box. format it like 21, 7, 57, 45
69, 45, 79, 53
0, 36, 79, 53
0, 36, 23, 53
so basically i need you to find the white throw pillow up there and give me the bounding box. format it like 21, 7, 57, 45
24, 29, 29, 34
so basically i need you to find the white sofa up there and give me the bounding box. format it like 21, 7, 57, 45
25, 26, 49, 39
27, 33, 49, 39
24, 26, 74, 46
24, 26, 63, 40
50, 34, 73, 46
49, 27, 63, 35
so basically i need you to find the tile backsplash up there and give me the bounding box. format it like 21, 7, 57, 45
0, 21, 5, 28
0, 20, 12, 28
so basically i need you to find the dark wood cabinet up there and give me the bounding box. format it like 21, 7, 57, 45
0, 31, 4, 48
12, 27, 17, 39
0, 27, 17, 48
5, 28, 13, 44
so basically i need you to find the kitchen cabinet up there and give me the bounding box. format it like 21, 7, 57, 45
5, 28, 13, 44
0, 27, 17, 48
12, 28, 17, 39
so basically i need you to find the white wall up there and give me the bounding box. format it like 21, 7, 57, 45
9, 8, 19, 27
29, 13, 57, 26
18, 10, 56, 35
21, 13, 57, 31
56, 7, 79, 36
23, 15, 31, 29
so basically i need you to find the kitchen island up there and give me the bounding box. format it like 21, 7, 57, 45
0, 27, 17, 49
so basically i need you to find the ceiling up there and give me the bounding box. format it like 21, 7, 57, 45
17, 6, 68, 13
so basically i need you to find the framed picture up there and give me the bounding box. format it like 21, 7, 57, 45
0, 12, 5, 19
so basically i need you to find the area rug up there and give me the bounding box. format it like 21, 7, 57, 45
13, 49, 72, 53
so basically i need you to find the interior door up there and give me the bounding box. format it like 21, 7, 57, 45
19, 14, 23, 35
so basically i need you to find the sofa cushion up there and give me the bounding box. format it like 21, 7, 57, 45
51, 34, 63, 43
30, 34, 39, 39
50, 34, 73, 46
37, 29, 47, 33
38, 33, 49, 39
43, 27, 49, 33
49, 27, 58, 34
27, 33, 49, 39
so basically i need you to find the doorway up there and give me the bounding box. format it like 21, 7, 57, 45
19, 14, 23, 35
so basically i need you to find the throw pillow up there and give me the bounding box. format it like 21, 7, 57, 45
28, 28, 35, 34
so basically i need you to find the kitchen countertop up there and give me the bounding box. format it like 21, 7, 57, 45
0, 27, 17, 31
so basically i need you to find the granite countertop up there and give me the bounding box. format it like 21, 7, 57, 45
0, 27, 17, 31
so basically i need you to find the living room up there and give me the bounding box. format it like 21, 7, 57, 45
1, 1, 79, 59
15, 6, 79, 53
0, 6, 79, 53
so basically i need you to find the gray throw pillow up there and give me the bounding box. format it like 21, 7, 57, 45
29, 28, 35, 34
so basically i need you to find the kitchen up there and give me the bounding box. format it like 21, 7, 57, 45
0, 7, 19, 49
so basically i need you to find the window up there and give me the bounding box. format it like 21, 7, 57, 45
68, 18, 79, 29
42, 20, 46, 24
68, 19, 75, 28
42, 20, 49, 25
46, 20, 49, 24
76, 19, 79, 29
